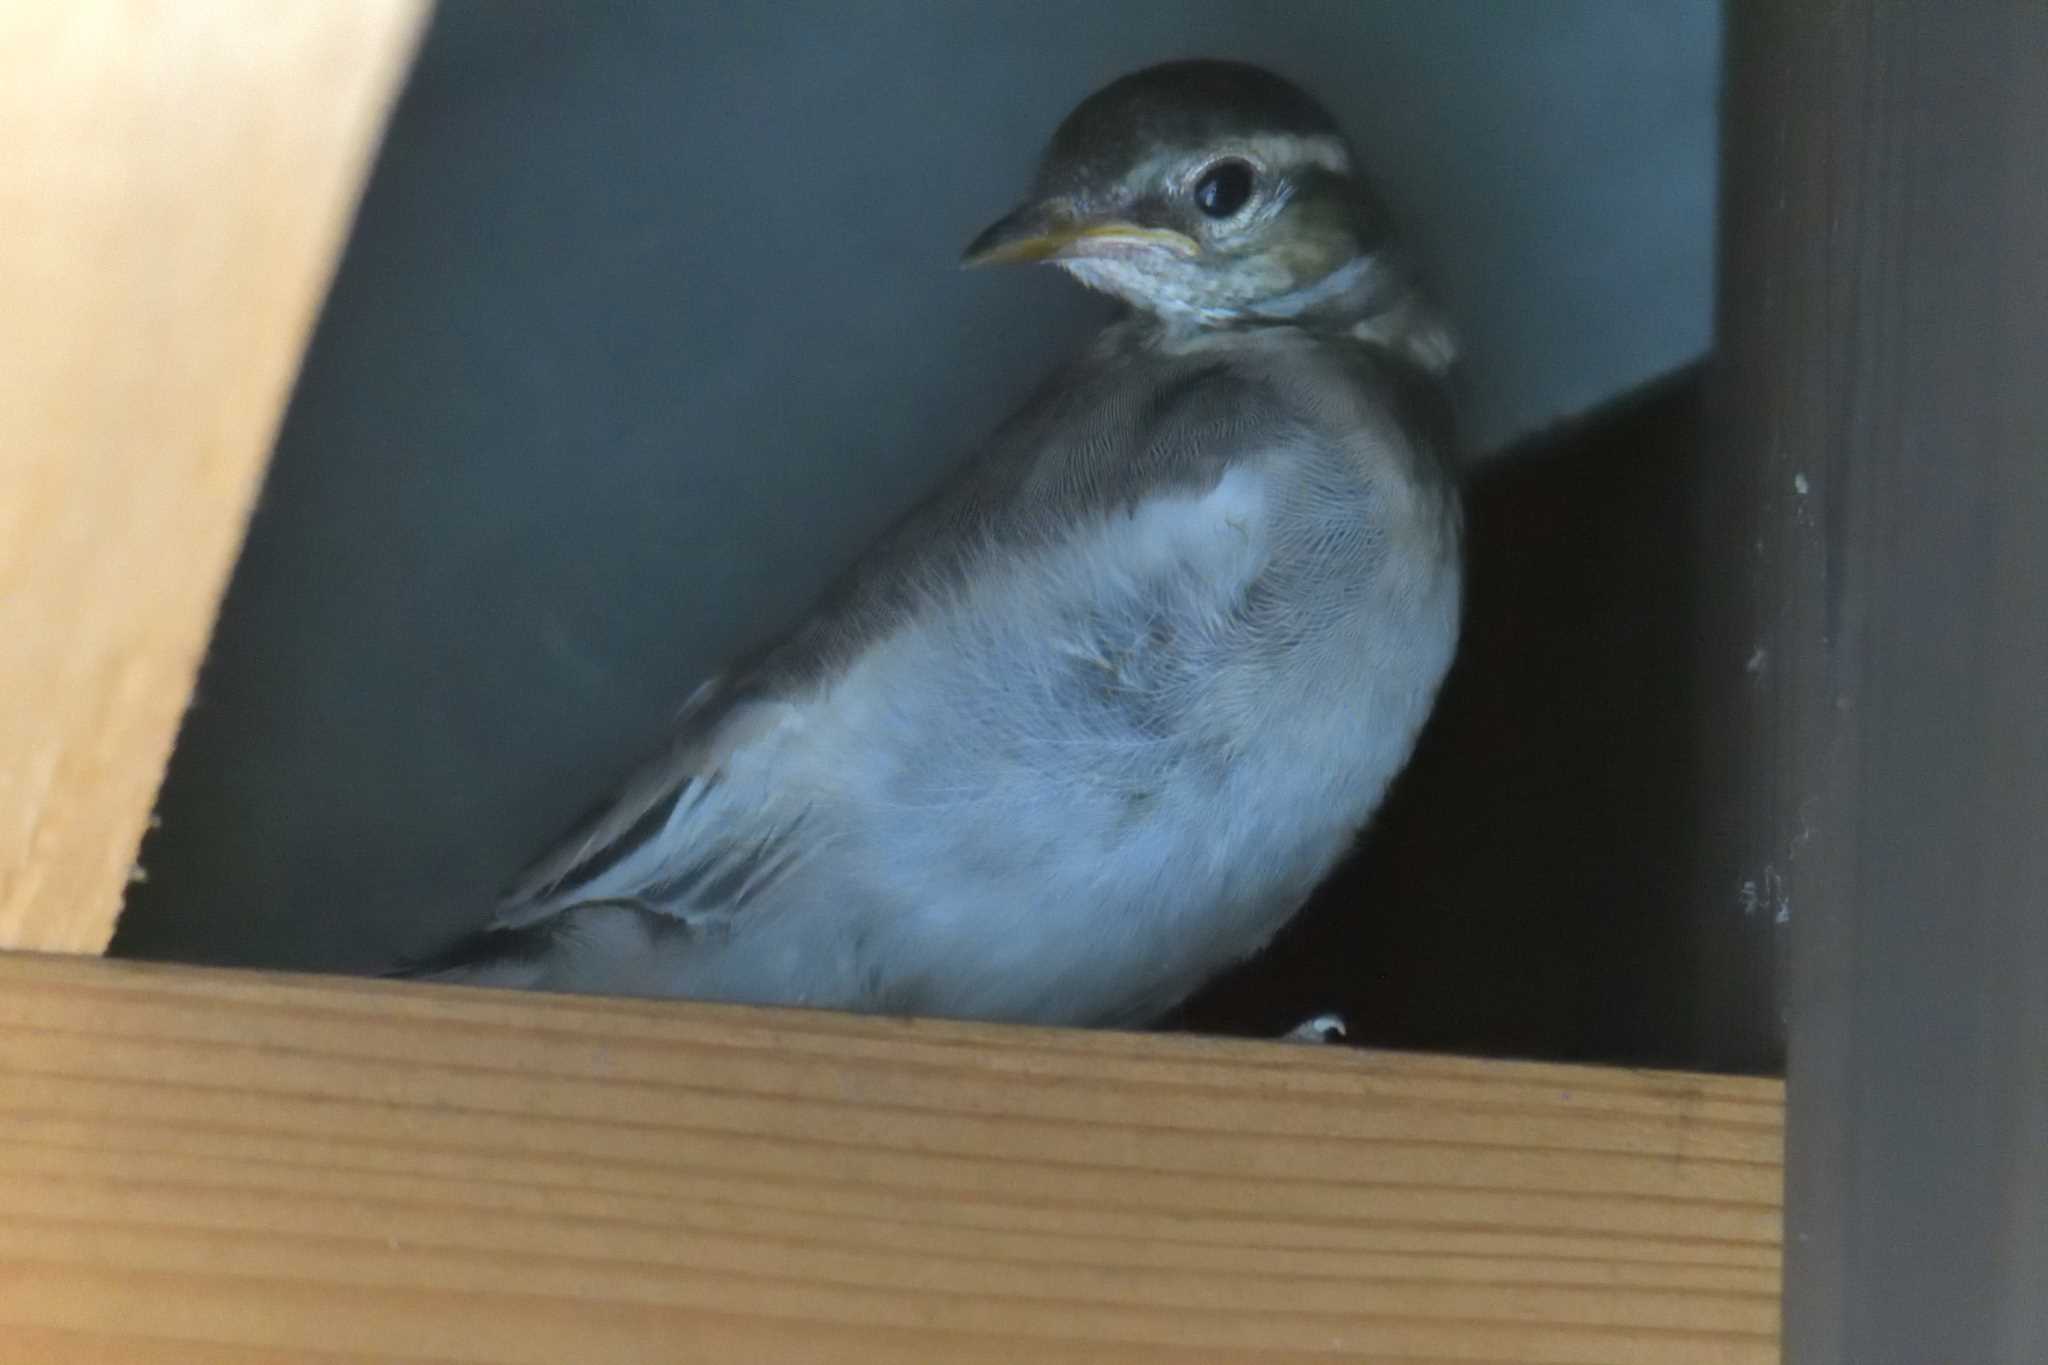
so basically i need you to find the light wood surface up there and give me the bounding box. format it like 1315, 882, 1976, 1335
0, 953, 1782, 1362
0, 1, 427, 952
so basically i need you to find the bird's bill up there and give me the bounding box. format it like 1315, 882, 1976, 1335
961, 205, 1198, 267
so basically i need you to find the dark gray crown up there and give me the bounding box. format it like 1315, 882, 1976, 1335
1035, 60, 1343, 193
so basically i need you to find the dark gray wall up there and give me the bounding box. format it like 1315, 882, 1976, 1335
115, 2, 1720, 976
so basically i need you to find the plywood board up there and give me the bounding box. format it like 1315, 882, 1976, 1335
0, 1, 427, 950
0, 954, 1782, 1362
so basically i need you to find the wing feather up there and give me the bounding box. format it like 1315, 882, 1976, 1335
490, 682, 813, 932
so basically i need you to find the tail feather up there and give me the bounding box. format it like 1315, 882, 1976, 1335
385, 901, 671, 994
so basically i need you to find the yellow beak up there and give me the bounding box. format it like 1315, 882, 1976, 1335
961, 207, 1198, 268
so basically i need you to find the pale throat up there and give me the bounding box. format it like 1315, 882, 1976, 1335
1244, 254, 1380, 320
1063, 250, 1455, 374
1059, 250, 1367, 319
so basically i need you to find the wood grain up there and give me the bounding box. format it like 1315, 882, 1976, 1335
0, 2, 427, 952
1718, 5, 2048, 1361
0, 953, 1781, 1362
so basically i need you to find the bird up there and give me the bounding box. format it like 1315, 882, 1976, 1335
408, 59, 1464, 1031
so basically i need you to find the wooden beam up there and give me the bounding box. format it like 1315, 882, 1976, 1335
0, 2, 427, 952
0, 954, 1781, 1362
1718, 4, 2048, 1360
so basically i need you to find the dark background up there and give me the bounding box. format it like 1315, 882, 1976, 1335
112, 3, 1766, 1072
1180, 370, 1785, 1074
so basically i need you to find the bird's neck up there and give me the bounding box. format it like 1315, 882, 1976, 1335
1343, 287, 1458, 376
1133, 254, 1457, 377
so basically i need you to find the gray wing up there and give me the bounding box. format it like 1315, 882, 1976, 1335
398, 676, 817, 989
409, 332, 1448, 988
478, 343, 1286, 930
489, 678, 812, 932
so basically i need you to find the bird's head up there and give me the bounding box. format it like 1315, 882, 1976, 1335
963, 60, 1450, 366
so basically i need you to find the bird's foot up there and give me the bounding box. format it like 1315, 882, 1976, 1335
1280, 1013, 1348, 1044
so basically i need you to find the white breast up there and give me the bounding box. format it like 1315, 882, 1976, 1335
684, 446, 1462, 1026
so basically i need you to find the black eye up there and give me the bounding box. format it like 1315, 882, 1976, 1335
1193, 159, 1255, 218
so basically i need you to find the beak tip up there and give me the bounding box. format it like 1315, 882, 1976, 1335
960, 229, 1019, 269
960, 236, 1062, 269
959, 213, 1199, 271
962, 203, 1063, 269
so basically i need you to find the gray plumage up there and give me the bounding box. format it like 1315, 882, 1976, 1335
411, 60, 1463, 1027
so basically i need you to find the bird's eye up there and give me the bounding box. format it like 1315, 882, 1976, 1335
1192, 159, 1256, 219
